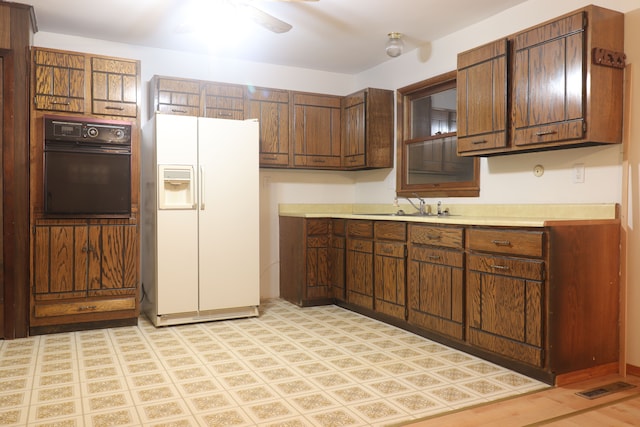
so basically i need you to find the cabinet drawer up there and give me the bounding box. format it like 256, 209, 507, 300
205, 109, 244, 120
467, 253, 544, 281
34, 297, 136, 318
157, 104, 200, 116
375, 221, 406, 241
92, 100, 137, 117
410, 246, 463, 268
307, 219, 330, 235
409, 224, 463, 248
347, 220, 373, 238
466, 228, 543, 257
347, 239, 373, 253
375, 241, 405, 258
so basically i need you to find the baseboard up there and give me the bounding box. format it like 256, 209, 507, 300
555, 362, 619, 386
626, 364, 640, 377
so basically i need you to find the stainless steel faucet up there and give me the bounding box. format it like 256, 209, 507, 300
437, 201, 442, 215
406, 193, 427, 215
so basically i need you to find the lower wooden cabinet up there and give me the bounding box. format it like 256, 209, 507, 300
407, 224, 464, 340
330, 219, 346, 301
279, 215, 620, 384
374, 222, 407, 319
30, 221, 139, 332
346, 220, 374, 309
279, 217, 333, 306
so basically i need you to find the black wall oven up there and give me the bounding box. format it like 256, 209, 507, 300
44, 116, 132, 217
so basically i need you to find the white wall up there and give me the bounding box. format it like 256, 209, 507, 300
34, 0, 640, 368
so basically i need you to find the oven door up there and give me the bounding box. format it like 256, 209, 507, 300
44, 144, 131, 216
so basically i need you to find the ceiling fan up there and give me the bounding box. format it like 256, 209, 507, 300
240, 0, 318, 33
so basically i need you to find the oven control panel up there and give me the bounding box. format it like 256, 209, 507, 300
44, 116, 131, 145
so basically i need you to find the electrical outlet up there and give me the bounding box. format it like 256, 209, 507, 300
573, 163, 585, 183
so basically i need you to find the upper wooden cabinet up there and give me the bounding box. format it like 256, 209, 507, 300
245, 87, 290, 167
91, 57, 139, 117
457, 39, 508, 154
457, 5, 624, 156
33, 47, 140, 118
34, 49, 86, 113
292, 92, 342, 169
148, 76, 394, 170
202, 82, 244, 120
342, 88, 394, 169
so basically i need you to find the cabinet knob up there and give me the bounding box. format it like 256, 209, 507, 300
491, 239, 511, 246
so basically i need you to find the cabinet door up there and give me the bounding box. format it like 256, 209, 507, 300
457, 39, 508, 154
330, 219, 346, 301
245, 87, 290, 167
87, 225, 138, 296
91, 57, 139, 117
33, 225, 88, 301
292, 93, 341, 168
342, 92, 366, 168
374, 241, 406, 319
512, 12, 585, 146
152, 76, 201, 117
305, 220, 331, 301
202, 82, 244, 120
408, 246, 464, 339
33, 49, 85, 113
346, 238, 373, 309
466, 253, 545, 367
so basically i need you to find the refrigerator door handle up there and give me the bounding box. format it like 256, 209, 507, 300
200, 166, 205, 210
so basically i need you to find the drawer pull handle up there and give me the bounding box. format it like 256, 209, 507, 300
51, 101, 70, 105
311, 158, 327, 163
171, 108, 188, 113
427, 234, 442, 240
217, 112, 233, 117
78, 305, 97, 311
428, 255, 441, 260
472, 139, 488, 145
535, 130, 557, 137
105, 106, 125, 111
490, 264, 509, 271
491, 239, 511, 246
263, 155, 278, 160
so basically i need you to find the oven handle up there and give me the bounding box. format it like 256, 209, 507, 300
44, 145, 131, 155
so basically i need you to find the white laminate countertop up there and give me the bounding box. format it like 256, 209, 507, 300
278, 203, 620, 227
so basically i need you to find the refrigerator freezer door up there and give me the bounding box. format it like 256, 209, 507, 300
155, 115, 199, 316
197, 118, 260, 312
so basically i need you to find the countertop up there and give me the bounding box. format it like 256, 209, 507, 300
278, 203, 620, 227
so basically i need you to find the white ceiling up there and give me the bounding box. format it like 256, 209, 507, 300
22, 0, 528, 74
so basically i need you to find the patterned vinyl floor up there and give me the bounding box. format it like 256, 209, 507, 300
0, 299, 546, 426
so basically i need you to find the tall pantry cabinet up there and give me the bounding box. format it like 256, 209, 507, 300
29, 47, 142, 334
0, 2, 36, 339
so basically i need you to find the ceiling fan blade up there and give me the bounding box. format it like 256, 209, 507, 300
241, 3, 293, 33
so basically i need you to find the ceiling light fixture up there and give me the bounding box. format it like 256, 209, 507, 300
386, 32, 404, 57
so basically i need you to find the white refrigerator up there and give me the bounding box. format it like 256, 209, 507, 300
141, 113, 260, 326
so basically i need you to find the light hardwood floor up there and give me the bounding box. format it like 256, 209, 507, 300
401, 374, 640, 426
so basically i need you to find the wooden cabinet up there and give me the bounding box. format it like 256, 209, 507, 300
457, 5, 624, 156
330, 219, 346, 302
245, 87, 290, 167
31, 222, 138, 331
374, 222, 406, 319
34, 48, 86, 113
407, 224, 465, 340
202, 81, 244, 120
346, 220, 374, 309
32, 47, 140, 118
91, 57, 138, 117
278, 217, 332, 306
279, 214, 620, 383
457, 39, 508, 154
147, 76, 394, 170
342, 88, 394, 169
150, 75, 201, 117
292, 92, 342, 169
466, 228, 545, 367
